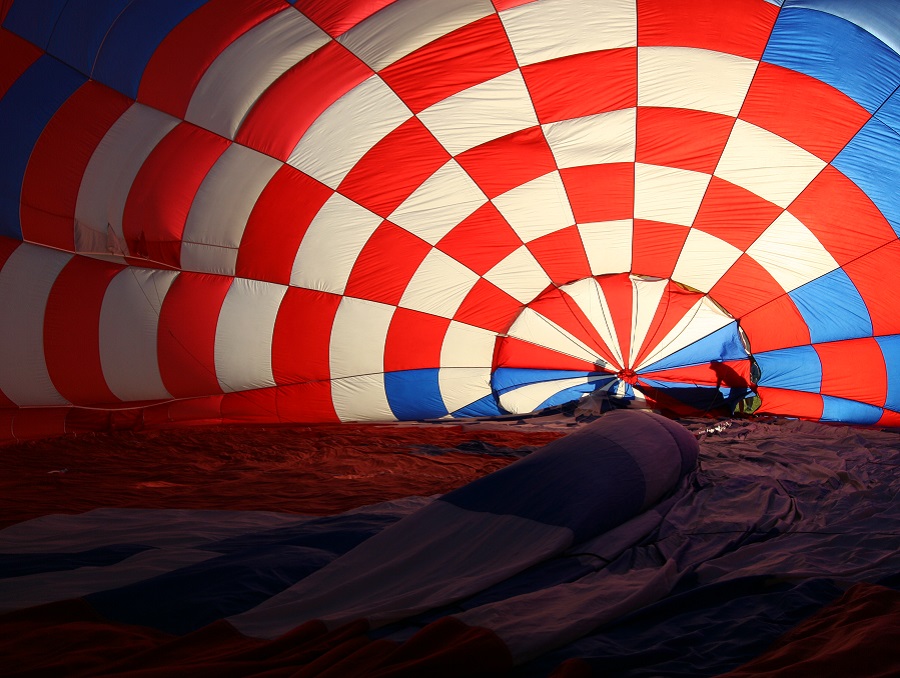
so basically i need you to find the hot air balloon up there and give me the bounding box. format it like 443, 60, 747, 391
2, 0, 900, 442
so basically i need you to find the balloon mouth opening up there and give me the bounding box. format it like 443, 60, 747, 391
490, 273, 758, 416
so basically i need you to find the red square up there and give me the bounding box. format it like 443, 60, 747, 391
272, 286, 342, 385
631, 219, 688, 279
526, 226, 591, 285
456, 126, 557, 199
561, 163, 634, 223
692, 177, 781, 251
636, 107, 734, 175
816, 338, 887, 407
384, 307, 451, 372
437, 203, 523, 276
453, 278, 524, 333
708, 253, 790, 320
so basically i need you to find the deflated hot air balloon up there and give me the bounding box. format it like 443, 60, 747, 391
2, 0, 900, 440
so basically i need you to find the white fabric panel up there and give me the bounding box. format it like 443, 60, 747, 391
289, 76, 412, 189
441, 321, 498, 368
73, 225, 127, 263
506, 307, 612, 368
671, 228, 742, 293
0, 244, 71, 407
439, 367, 494, 414
180, 243, 239, 277
329, 297, 394, 378
634, 163, 711, 227
628, 277, 669, 368
99, 268, 177, 402
398, 249, 480, 318
483, 245, 553, 304
181, 145, 281, 275
337, 0, 494, 71
639, 298, 734, 369
331, 374, 396, 422
0, 548, 218, 613
637, 47, 757, 117
417, 70, 539, 155
715, 119, 826, 208
501, 0, 636, 67
0, 246, 71, 406
186, 9, 329, 139
543, 109, 636, 167
579, 220, 633, 275
492, 171, 575, 242
562, 277, 626, 367
499, 375, 600, 414
290, 193, 382, 294
746, 211, 839, 292
75, 104, 179, 257
230, 500, 571, 636
389, 159, 487, 245
214, 279, 287, 393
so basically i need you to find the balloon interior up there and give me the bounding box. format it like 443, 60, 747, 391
3, 2, 900, 677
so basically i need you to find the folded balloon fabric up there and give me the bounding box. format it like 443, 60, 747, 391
3, 411, 900, 677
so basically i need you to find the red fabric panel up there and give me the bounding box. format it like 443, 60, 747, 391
272, 286, 341, 385
523, 48, 637, 124
0, 409, 13, 444
493, 0, 537, 10
692, 177, 781, 251
437, 203, 523, 276
384, 307, 451, 372
740, 62, 871, 162
528, 287, 620, 367
631, 220, 688, 279
597, 274, 634, 365
843, 240, 900, 337
138, 0, 284, 118
0, 1, 13, 23
292, 0, 396, 38
157, 272, 232, 399
380, 14, 518, 114
638, 0, 779, 60
0, 28, 42, 99
636, 107, 734, 175
877, 409, 900, 427
236, 166, 332, 285
496, 336, 600, 372
453, 278, 523, 333
708, 253, 788, 320
526, 226, 591, 285
815, 338, 887, 407
221, 388, 281, 424
561, 163, 634, 223
755, 386, 824, 419
456, 126, 557, 200
276, 381, 340, 423
641, 359, 751, 388
338, 117, 450, 217
739, 294, 811, 354
0, 238, 20, 409
143, 395, 225, 428
633, 283, 707, 368
43, 256, 123, 406
345, 221, 431, 306
236, 40, 372, 160
21, 82, 132, 251
788, 166, 896, 267
123, 123, 230, 268
10, 407, 70, 443
721, 583, 900, 678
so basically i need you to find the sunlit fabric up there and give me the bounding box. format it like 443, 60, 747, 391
2, 0, 900, 439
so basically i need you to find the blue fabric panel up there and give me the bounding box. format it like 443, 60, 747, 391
492, 368, 597, 395
385, 368, 448, 420
789, 269, 873, 344
0, 55, 86, 240
833, 119, 900, 238
875, 86, 900, 136
875, 335, 900, 412
785, 0, 900, 57
755, 345, 822, 392
820, 395, 882, 424
87, 545, 335, 635
90, 0, 208, 99
0, 544, 151, 579
534, 382, 602, 411
46, 0, 135, 77
2, 0, 69, 48
451, 393, 504, 418
639, 323, 746, 373
763, 7, 900, 113
442, 421, 647, 543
